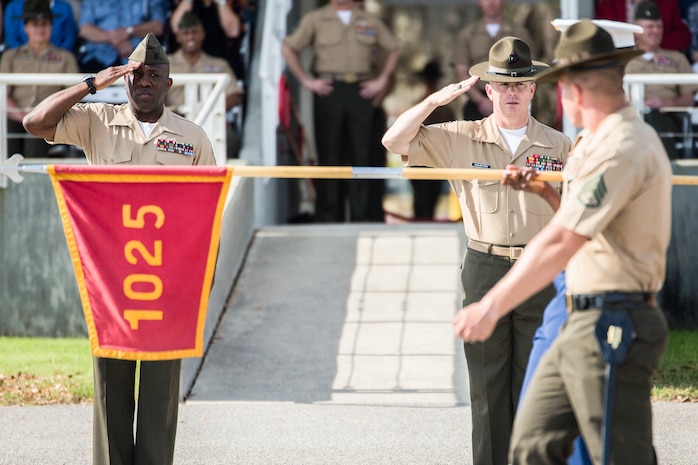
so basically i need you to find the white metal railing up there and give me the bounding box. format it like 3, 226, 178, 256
560, 73, 698, 158
0, 72, 229, 188
624, 73, 698, 112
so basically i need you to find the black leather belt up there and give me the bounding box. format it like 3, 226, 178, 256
566, 291, 657, 312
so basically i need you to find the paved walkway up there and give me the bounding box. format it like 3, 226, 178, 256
1, 224, 696, 464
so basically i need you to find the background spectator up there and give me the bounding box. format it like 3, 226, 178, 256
4, 0, 77, 51
169, 0, 245, 81
77, 0, 169, 73
166, 11, 244, 157
1, 0, 78, 158
281, 0, 400, 222
595, 0, 691, 51
626, 1, 698, 159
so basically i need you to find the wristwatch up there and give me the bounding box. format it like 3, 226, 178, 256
82, 75, 97, 95
216, 0, 226, 5
126, 26, 134, 37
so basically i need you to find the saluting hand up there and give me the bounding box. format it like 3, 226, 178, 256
95, 62, 141, 91
426, 75, 479, 107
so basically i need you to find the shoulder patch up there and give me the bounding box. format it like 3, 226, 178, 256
577, 173, 607, 208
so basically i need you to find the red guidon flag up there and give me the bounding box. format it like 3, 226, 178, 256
48, 164, 232, 361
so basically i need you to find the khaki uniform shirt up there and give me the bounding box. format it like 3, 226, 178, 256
166, 49, 242, 109
406, 115, 571, 245
451, 19, 534, 95
553, 105, 672, 294
0, 44, 78, 109
625, 49, 698, 101
284, 5, 398, 75
51, 103, 216, 166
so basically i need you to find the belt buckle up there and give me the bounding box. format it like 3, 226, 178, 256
509, 247, 524, 260
344, 72, 357, 83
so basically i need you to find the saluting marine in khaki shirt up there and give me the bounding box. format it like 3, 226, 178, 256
51, 103, 216, 166
166, 49, 242, 110
284, 4, 398, 75
0, 43, 78, 109
406, 115, 571, 246
554, 104, 672, 294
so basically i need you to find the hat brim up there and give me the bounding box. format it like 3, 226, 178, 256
534, 48, 643, 83
469, 60, 550, 82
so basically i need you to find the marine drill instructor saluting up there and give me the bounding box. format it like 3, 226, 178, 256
382, 37, 570, 465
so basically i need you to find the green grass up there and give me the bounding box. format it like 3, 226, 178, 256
0, 331, 695, 406
652, 330, 698, 402
0, 337, 93, 406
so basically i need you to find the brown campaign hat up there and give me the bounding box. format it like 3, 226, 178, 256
469, 36, 549, 83
635, 1, 661, 20
535, 20, 643, 83
178, 11, 203, 30
16, 0, 59, 21
128, 33, 170, 65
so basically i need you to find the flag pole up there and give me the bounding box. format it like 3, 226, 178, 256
3, 154, 698, 185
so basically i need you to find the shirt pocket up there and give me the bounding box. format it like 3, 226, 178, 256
98, 148, 133, 165
156, 151, 195, 165
524, 191, 555, 216
464, 180, 499, 214
315, 24, 343, 48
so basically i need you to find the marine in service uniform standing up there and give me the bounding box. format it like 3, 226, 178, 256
281, 0, 400, 222
453, 21, 672, 465
383, 37, 571, 465
23, 33, 215, 465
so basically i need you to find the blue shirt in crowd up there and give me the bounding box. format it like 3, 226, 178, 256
78, 0, 169, 67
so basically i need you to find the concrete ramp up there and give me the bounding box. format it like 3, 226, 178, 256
181, 223, 474, 464
188, 223, 469, 406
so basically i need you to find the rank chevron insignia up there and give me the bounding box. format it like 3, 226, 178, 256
577, 173, 607, 208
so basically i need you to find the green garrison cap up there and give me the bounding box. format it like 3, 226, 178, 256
178, 12, 202, 29
128, 33, 170, 65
